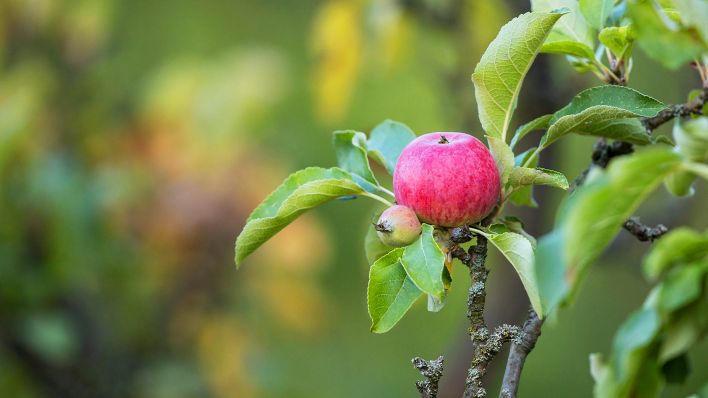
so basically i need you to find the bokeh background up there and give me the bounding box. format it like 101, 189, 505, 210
1, 0, 706, 397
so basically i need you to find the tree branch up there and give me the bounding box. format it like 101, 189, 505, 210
622, 217, 668, 242
500, 308, 543, 398
465, 237, 489, 342
642, 87, 708, 132
413, 356, 445, 398
465, 324, 521, 398
449, 236, 523, 398
456, 236, 491, 397
572, 139, 633, 189
575, 86, 707, 189
517, 135, 669, 396
572, 140, 673, 242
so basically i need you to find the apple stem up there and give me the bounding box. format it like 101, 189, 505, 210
380, 186, 396, 199
361, 192, 394, 207
468, 226, 488, 237
438, 135, 449, 144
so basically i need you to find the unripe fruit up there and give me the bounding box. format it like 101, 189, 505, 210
393, 132, 501, 227
375, 205, 422, 247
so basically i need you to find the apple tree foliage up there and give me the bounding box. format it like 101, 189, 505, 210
236, 1, 708, 395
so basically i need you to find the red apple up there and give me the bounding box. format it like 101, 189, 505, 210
375, 205, 422, 247
393, 132, 500, 227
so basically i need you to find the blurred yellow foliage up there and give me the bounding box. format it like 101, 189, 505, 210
249, 215, 332, 334
197, 316, 256, 398
0, 62, 53, 171
254, 215, 332, 273
311, 0, 363, 123
60, 0, 112, 64
2, 0, 56, 32
467, 0, 509, 55
370, 0, 413, 71
141, 49, 288, 170
258, 277, 331, 335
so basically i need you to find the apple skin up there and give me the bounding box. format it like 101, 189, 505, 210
393, 132, 501, 227
375, 205, 422, 247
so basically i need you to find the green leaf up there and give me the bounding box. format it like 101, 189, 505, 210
539, 148, 682, 311
612, 308, 661, 379
428, 293, 446, 313
599, 26, 636, 59
665, 115, 706, 196
627, 0, 705, 69
684, 161, 708, 180
500, 216, 537, 247
561, 149, 682, 299
509, 147, 540, 207
509, 167, 569, 190
656, 263, 706, 314
581, 118, 654, 145
364, 215, 395, 265
594, 307, 663, 397
644, 228, 708, 280
247, 167, 358, 222
511, 114, 552, 149
580, 0, 615, 29
590, 353, 608, 384
688, 88, 708, 115
550, 86, 665, 123
483, 231, 544, 317
367, 119, 417, 175
664, 169, 696, 197
674, 117, 708, 162
333, 130, 379, 187
690, 381, 708, 398
674, 0, 708, 45
541, 86, 664, 147
532, 0, 595, 48
632, 358, 664, 398
569, 58, 601, 74
235, 167, 366, 267
628, 355, 666, 397
535, 228, 568, 317
540, 39, 596, 59
653, 135, 675, 146
659, 293, 708, 362
401, 224, 446, 300
487, 136, 515, 186
367, 248, 423, 333
472, 11, 565, 141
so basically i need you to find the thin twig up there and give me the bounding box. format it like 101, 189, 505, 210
623, 217, 668, 242
575, 86, 708, 189
413, 356, 445, 398
465, 324, 521, 398
500, 308, 543, 398
572, 139, 633, 189
642, 87, 708, 132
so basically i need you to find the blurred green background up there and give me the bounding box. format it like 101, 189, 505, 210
0, 0, 706, 397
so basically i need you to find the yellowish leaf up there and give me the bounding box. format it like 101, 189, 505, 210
311, 0, 362, 122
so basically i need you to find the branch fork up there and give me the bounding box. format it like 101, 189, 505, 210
413, 356, 445, 398
407, 81, 705, 394
446, 232, 542, 398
